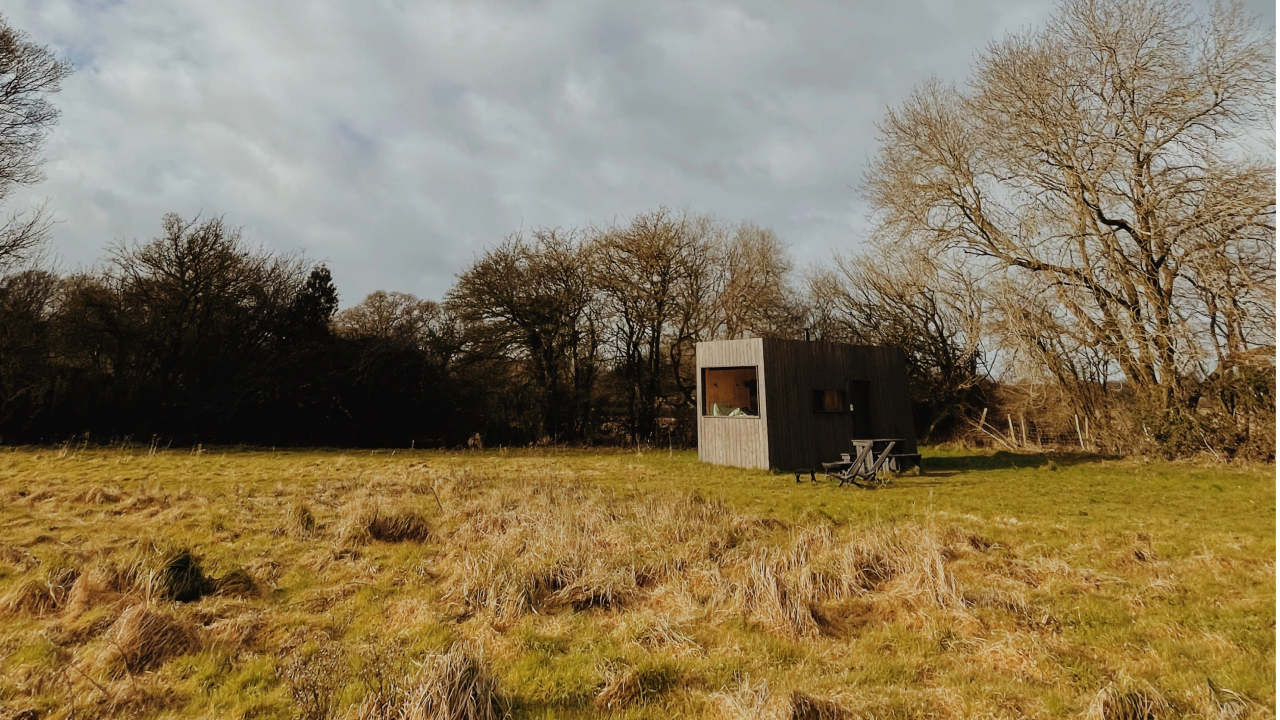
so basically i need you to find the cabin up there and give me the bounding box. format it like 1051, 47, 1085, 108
696, 337, 918, 472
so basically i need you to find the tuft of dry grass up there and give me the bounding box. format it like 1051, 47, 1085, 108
0, 562, 77, 615
400, 642, 502, 720
210, 567, 257, 597
289, 503, 319, 538
746, 554, 820, 637
711, 677, 849, 719
1083, 681, 1172, 720
594, 664, 643, 711
97, 603, 199, 676
713, 679, 778, 720
786, 691, 849, 720
137, 546, 211, 602
66, 563, 125, 616
1197, 678, 1268, 720
76, 485, 122, 504
339, 499, 432, 545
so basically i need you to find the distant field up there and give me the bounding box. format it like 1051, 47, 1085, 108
0, 447, 1273, 719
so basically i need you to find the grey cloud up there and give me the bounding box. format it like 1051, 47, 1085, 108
6, 0, 1275, 303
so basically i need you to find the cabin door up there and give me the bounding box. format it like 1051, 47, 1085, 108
848, 379, 872, 438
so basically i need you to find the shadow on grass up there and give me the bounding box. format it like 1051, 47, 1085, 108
925, 450, 1112, 472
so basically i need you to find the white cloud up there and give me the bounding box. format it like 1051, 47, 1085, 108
5, 0, 1274, 302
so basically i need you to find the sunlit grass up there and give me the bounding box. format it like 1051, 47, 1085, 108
0, 445, 1272, 718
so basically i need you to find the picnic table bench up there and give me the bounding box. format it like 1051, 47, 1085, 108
814, 438, 916, 486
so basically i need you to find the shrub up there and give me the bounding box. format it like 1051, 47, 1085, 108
280, 641, 349, 720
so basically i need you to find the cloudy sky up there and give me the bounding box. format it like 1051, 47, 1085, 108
6, 0, 1275, 304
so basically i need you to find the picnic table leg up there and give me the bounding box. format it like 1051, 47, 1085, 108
845, 444, 874, 487
864, 441, 898, 484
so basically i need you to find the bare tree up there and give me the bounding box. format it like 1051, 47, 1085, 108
103, 214, 304, 414
592, 208, 720, 442
809, 239, 987, 440
664, 214, 725, 420
337, 291, 443, 345
864, 0, 1275, 427
446, 228, 599, 440
717, 222, 804, 340
0, 16, 72, 271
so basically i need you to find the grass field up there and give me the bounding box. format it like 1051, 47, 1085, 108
0, 446, 1273, 719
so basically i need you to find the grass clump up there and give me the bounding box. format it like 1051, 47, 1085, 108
1083, 681, 1171, 720
339, 499, 432, 545
126, 545, 256, 602
65, 562, 127, 618
592, 659, 680, 712
713, 679, 776, 720
289, 503, 319, 538
0, 556, 77, 615
210, 567, 257, 597
400, 642, 503, 720
97, 603, 199, 676
787, 691, 849, 720
138, 546, 211, 602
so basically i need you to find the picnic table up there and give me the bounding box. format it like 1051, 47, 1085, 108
820, 438, 902, 488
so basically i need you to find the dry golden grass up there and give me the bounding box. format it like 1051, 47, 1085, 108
0, 446, 1272, 719
338, 498, 432, 546
96, 603, 200, 676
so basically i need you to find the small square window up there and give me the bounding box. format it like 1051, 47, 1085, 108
812, 389, 846, 413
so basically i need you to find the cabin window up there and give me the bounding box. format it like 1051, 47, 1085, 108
702, 367, 759, 417
812, 389, 846, 413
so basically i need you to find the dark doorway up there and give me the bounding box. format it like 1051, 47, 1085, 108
849, 379, 872, 437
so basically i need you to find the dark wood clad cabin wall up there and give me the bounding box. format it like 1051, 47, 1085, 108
760, 340, 863, 472
863, 346, 918, 454
696, 339, 770, 470
760, 339, 917, 471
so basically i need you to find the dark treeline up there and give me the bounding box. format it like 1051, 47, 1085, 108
0, 210, 824, 447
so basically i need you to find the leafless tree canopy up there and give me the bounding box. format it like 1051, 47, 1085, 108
447, 229, 600, 440
440, 210, 802, 443
809, 241, 988, 440
336, 291, 446, 345
0, 15, 72, 271
863, 0, 1275, 426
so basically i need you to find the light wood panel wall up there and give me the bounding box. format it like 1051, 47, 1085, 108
696, 339, 770, 469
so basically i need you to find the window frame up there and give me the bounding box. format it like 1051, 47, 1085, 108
811, 388, 848, 414
700, 365, 760, 418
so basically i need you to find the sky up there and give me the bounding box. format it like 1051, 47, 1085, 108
5, 0, 1275, 305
